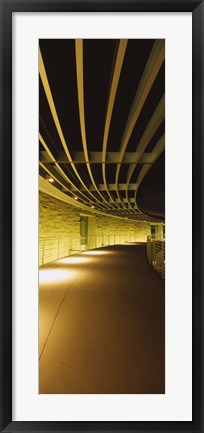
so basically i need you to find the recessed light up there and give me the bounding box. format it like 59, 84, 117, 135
48, 177, 54, 183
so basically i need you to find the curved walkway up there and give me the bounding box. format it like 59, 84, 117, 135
39, 244, 165, 394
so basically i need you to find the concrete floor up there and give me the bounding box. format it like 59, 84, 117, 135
39, 244, 165, 394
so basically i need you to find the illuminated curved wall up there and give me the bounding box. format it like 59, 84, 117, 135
39, 192, 151, 265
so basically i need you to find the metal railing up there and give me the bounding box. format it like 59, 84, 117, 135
39, 233, 145, 267
146, 235, 165, 279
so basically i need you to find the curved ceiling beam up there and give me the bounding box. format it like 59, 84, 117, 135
125, 95, 164, 206
39, 48, 101, 205
40, 162, 78, 199
40, 154, 129, 211
40, 161, 112, 212
114, 39, 165, 207
101, 39, 128, 205
75, 39, 112, 210
44, 150, 155, 164
39, 133, 96, 204
133, 134, 165, 208
39, 133, 132, 216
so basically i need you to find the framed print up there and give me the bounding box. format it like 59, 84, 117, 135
0, 0, 203, 432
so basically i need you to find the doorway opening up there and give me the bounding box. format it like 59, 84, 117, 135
80, 215, 96, 251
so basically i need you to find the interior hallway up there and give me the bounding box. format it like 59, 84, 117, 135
39, 244, 165, 394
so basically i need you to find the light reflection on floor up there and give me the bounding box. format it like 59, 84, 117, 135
39, 268, 77, 286
56, 256, 91, 265
39, 248, 111, 353
39, 249, 110, 286
39, 248, 119, 286
82, 250, 111, 256
39, 244, 165, 394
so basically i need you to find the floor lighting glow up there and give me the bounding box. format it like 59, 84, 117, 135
83, 250, 111, 256
57, 256, 91, 265
39, 269, 77, 285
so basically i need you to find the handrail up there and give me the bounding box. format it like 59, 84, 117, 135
146, 235, 165, 278
39, 233, 146, 266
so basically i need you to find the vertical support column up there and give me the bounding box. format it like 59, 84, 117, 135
155, 224, 163, 240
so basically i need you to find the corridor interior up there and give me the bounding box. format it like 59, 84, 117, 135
39, 244, 165, 394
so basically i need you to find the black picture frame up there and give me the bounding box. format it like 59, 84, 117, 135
0, 1, 203, 432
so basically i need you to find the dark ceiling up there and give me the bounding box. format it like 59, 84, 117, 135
39, 39, 165, 221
